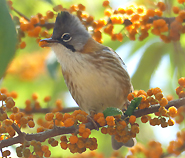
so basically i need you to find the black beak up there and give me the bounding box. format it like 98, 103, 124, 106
40, 38, 59, 47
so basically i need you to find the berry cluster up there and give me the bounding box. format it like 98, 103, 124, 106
176, 77, 185, 98
93, 113, 139, 145
128, 87, 178, 128
7, 0, 185, 50
127, 130, 185, 158
16, 140, 51, 157
60, 135, 97, 154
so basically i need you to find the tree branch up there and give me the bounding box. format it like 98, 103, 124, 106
133, 97, 185, 118
0, 98, 184, 149
19, 107, 80, 114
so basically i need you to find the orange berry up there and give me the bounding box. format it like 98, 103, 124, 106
28, 120, 35, 128
19, 41, 26, 49
127, 93, 135, 101
131, 124, 139, 134
155, 93, 163, 101
79, 124, 86, 133
41, 145, 49, 152
46, 10, 54, 19
159, 98, 168, 107
101, 127, 107, 134
102, 0, 109, 7
30, 16, 39, 25
178, 0, 185, 4
176, 86, 183, 95
146, 9, 155, 17
155, 9, 163, 16
45, 113, 54, 121
37, 126, 45, 133
116, 33, 123, 42
110, 15, 124, 24
60, 135, 67, 141
1, 88, 7, 94
118, 8, 126, 14
53, 5, 63, 12
168, 119, 175, 126
78, 4, 86, 11
119, 120, 127, 128
97, 117, 106, 126
55, 112, 63, 121
137, 7, 145, 14
39, 17, 46, 25
179, 10, 185, 19
44, 96, 51, 102
64, 118, 74, 127
131, 14, 140, 22
93, 113, 104, 121
178, 77, 185, 87
40, 30, 49, 37
138, 94, 146, 102
173, 6, 180, 14
69, 135, 78, 144
32, 93, 38, 100
5, 97, 15, 109
86, 15, 94, 23
2, 150, 10, 157
167, 95, 173, 101
179, 91, 185, 98
141, 115, 148, 123
10, 91, 18, 99
129, 115, 136, 124
82, 128, 91, 138
152, 87, 162, 95
3, 119, 13, 126
63, 113, 71, 120
168, 106, 177, 117
20, 23, 28, 31
137, 90, 147, 96
50, 140, 58, 147
157, 2, 166, 11
20, 117, 28, 125
106, 116, 115, 126
60, 141, 68, 150
77, 138, 85, 148
12, 106, 19, 113
126, 8, 134, 15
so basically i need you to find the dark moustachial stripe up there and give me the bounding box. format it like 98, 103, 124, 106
63, 43, 76, 52
58, 40, 76, 52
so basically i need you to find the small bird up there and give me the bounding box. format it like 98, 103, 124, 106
41, 11, 135, 150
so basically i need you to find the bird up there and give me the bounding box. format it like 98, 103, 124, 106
40, 11, 135, 150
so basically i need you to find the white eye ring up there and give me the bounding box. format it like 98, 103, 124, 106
61, 33, 72, 42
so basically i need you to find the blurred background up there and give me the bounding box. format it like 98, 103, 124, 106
1, 0, 185, 157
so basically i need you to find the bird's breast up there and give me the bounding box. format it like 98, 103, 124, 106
61, 52, 131, 114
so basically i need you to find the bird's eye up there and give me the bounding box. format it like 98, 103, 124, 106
61, 33, 72, 42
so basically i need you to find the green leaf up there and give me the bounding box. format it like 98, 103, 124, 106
103, 107, 123, 118
125, 97, 142, 116
0, 0, 17, 78
131, 42, 168, 90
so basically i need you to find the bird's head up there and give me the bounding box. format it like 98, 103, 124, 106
41, 11, 90, 52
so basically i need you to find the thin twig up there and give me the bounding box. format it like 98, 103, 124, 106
13, 8, 30, 21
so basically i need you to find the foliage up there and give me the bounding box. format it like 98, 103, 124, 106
0, 0, 185, 157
